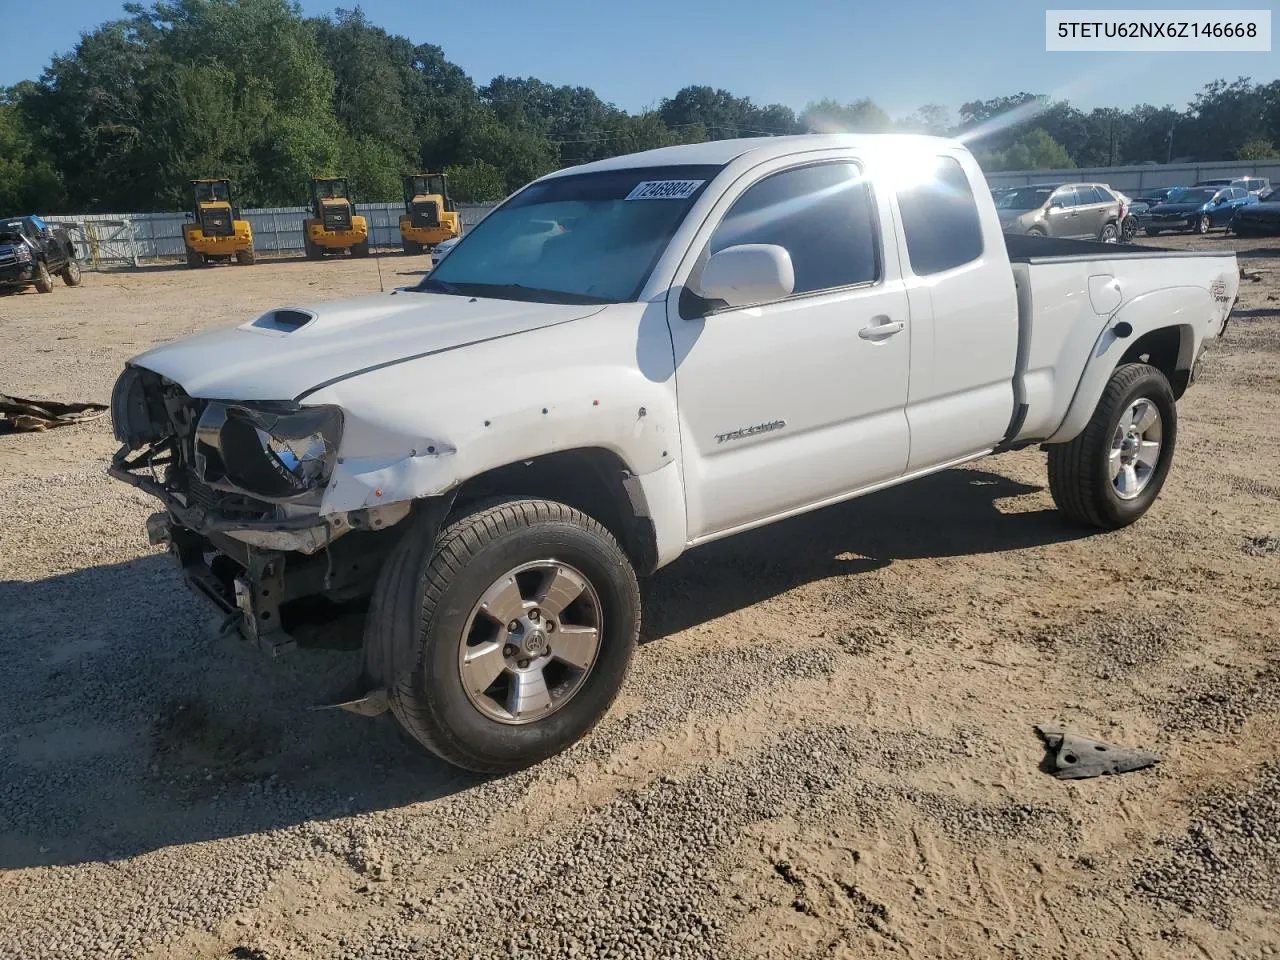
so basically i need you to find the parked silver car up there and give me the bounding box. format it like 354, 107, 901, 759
996, 183, 1125, 241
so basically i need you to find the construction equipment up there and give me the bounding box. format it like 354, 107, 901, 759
182, 179, 255, 267
399, 173, 460, 254
303, 177, 370, 259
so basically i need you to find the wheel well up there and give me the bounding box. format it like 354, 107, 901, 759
449, 448, 660, 575
1120, 325, 1193, 398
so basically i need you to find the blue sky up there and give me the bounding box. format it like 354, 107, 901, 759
4, 0, 1277, 119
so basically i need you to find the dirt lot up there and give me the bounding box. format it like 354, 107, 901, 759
1, 237, 1278, 960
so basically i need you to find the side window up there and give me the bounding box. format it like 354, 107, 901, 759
895, 156, 984, 275
1092, 186, 1114, 204
1053, 188, 1080, 207
709, 162, 879, 294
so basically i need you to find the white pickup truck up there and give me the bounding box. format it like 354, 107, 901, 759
109, 134, 1239, 771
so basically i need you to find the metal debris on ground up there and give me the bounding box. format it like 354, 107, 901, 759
1035, 724, 1160, 779
0, 393, 107, 432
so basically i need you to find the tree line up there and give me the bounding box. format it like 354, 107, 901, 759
2, 0, 1278, 215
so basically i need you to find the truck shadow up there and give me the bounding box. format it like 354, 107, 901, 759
642, 466, 1090, 641
0, 466, 1089, 869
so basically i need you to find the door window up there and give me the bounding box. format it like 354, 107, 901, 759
707, 162, 880, 296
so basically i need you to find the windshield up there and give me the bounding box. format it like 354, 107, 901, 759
419, 164, 722, 304
1164, 188, 1216, 204
194, 182, 230, 203
995, 187, 1056, 210
316, 180, 349, 200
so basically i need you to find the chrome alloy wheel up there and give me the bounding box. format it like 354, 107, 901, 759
1110, 398, 1163, 500
458, 560, 603, 724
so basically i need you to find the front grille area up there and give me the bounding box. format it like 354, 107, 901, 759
322, 204, 354, 231
411, 201, 440, 229
200, 208, 234, 237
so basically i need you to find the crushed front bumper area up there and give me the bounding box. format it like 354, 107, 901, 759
145, 511, 387, 658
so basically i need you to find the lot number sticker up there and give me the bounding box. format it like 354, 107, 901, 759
625, 179, 705, 200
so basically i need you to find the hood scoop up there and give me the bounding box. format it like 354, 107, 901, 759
247, 308, 318, 334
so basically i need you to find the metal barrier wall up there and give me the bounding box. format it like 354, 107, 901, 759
985, 158, 1280, 192
41, 202, 499, 267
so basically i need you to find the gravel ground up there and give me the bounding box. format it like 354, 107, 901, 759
1, 237, 1278, 959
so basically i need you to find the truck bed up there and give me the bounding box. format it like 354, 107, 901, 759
1003, 233, 1238, 263
1007, 234, 1238, 446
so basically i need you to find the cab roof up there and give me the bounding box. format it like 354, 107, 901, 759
539, 133, 964, 179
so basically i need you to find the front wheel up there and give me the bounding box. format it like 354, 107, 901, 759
33, 261, 53, 293
1046, 363, 1177, 529
368, 498, 640, 773
1195, 215, 1211, 235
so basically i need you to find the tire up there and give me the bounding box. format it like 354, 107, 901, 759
1027, 227, 1046, 238
185, 247, 202, 268
402, 240, 422, 255
1099, 221, 1119, 243
236, 247, 256, 265
351, 240, 370, 258
367, 498, 640, 773
1121, 217, 1137, 243
1195, 215, 1211, 235
1046, 363, 1177, 530
60, 257, 82, 286
304, 236, 323, 260
33, 260, 53, 293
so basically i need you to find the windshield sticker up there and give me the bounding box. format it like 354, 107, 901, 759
625, 179, 705, 201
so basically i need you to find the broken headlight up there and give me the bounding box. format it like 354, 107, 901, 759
194, 402, 343, 502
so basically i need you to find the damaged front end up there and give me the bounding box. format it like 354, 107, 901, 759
108, 365, 409, 657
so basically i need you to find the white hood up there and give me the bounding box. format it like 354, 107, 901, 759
129, 290, 605, 401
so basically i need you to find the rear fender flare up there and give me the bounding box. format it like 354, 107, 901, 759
1045, 286, 1207, 444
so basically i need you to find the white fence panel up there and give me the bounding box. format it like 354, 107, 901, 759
37, 202, 499, 267
986, 158, 1280, 192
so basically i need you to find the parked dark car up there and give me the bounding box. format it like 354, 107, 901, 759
0, 216, 82, 294
1143, 186, 1258, 235
1230, 187, 1280, 236
1195, 176, 1270, 196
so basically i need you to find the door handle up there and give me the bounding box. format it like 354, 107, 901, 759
858, 318, 905, 340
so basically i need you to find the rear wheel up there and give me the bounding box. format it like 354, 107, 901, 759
236, 247, 256, 265
1195, 215, 1211, 234
367, 498, 640, 773
1047, 363, 1177, 530
33, 261, 53, 293
351, 240, 370, 258
402, 239, 422, 255
1099, 221, 1119, 243
304, 236, 323, 260
61, 258, 82, 286
185, 247, 202, 268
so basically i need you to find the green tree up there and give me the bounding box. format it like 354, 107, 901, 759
976, 129, 1073, 172
1237, 137, 1278, 160
801, 98, 891, 133
445, 160, 508, 202
0, 85, 66, 213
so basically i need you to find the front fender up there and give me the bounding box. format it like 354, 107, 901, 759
309, 303, 682, 516
1045, 286, 1208, 444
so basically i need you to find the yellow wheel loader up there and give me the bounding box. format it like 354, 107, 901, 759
182, 179, 255, 267
303, 177, 370, 259
398, 173, 460, 254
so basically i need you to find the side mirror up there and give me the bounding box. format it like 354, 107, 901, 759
696, 244, 795, 309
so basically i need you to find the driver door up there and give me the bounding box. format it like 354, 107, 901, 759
665, 158, 911, 541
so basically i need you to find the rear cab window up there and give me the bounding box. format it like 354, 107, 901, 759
895, 156, 984, 275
